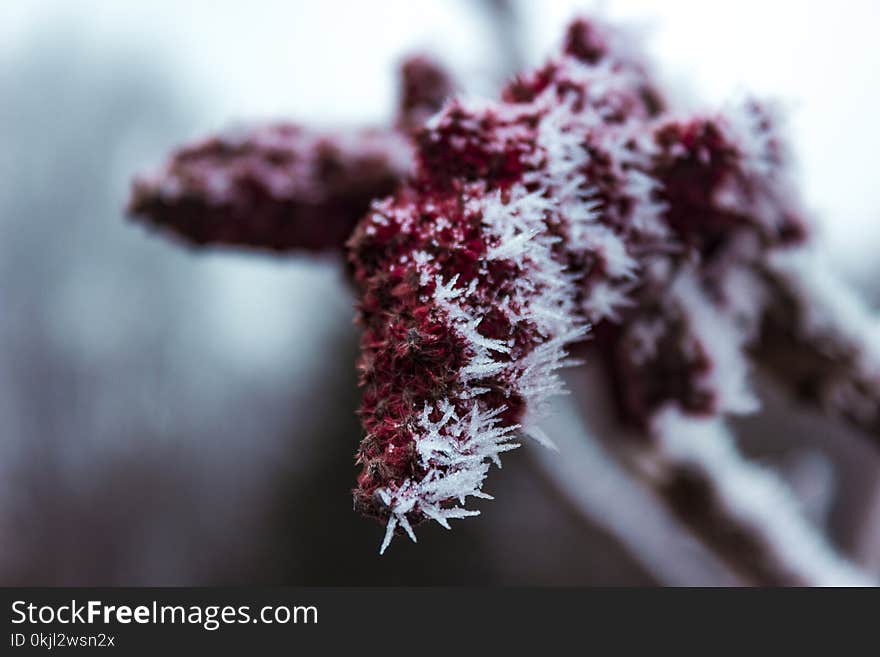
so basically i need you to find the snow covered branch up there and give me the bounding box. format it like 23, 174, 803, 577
540, 360, 869, 585
645, 406, 867, 585
756, 249, 880, 444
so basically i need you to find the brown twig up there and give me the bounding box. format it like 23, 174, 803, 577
756, 250, 880, 446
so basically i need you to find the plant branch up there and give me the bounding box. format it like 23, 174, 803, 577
756, 248, 880, 446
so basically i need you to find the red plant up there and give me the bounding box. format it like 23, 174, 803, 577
129, 16, 880, 584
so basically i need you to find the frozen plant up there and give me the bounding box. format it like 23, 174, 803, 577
129, 15, 880, 585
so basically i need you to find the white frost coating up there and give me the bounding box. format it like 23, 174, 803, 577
578, 223, 638, 279
583, 280, 635, 323
146, 125, 415, 206
621, 167, 668, 237
714, 100, 798, 235
590, 119, 667, 239
670, 269, 760, 416
721, 100, 782, 179
650, 406, 871, 586
529, 78, 654, 329
528, 59, 669, 324
377, 402, 521, 554
625, 316, 666, 366
719, 262, 768, 341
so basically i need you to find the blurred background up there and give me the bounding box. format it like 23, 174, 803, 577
1, 0, 878, 585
